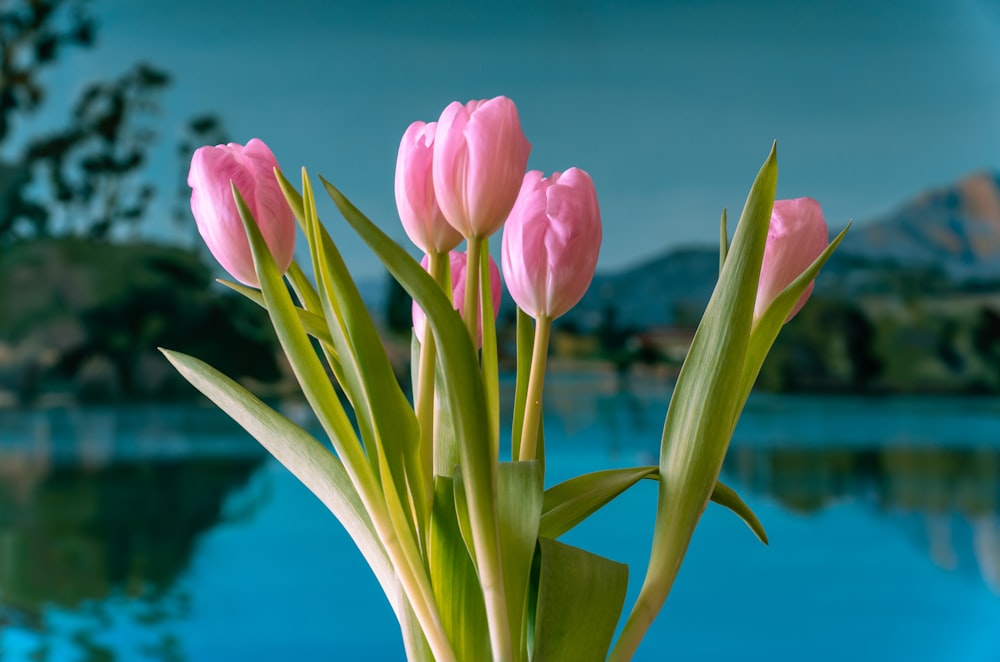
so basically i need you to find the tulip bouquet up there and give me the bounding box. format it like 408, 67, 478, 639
163, 96, 846, 661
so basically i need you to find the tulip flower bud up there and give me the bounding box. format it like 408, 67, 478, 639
433, 96, 531, 238
395, 121, 463, 254
754, 197, 829, 323
188, 138, 296, 288
501, 168, 602, 320
412, 250, 502, 347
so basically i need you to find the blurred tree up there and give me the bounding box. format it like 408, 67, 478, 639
0, 0, 226, 243
0, 0, 96, 142
21, 62, 170, 239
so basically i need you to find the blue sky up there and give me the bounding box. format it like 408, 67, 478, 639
28, 0, 1000, 278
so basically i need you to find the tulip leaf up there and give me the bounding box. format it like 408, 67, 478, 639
539, 466, 658, 539
217, 277, 335, 347
428, 476, 490, 662
302, 172, 424, 539
719, 207, 729, 272
711, 480, 768, 544
274, 167, 309, 234
531, 538, 628, 662
229, 185, 371, 487
159, 349, 401, 616
232, 184, 459, 659
322, 177, 511, 658
612, 144, 778, 661
496, 461, 544, 660
539, 467, 767, 545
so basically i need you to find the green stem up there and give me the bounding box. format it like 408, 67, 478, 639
478, 239, 500, 462
510, 309, 534, 461
517, 315, 552, 463
463, 236, 484, 347
415, 252, 447, 524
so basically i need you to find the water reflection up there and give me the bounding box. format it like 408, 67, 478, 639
1, 395, 999, 659
545, 377, 1000, 595
0, 406, 267, 656
725, 445, 1000, 593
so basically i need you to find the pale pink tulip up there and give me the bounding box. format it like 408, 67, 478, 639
502, 168, 602, 320
188, 139, 295, 287
412, 250, 502, 347
395, 121, 463, 254
432, 96, 531, 238
754, 197, 829, 323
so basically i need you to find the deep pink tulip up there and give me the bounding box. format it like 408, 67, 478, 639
502, 168, 602, 320
395, 121, 463, 254
188, 139, 295, 288
412, 250, 502, 347
754, 197, 829, 323
432, 96, 531, 238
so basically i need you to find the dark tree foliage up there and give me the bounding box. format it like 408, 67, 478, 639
18, 62, 171, 240
0, 0, 227, 244
0, 0, 96, 142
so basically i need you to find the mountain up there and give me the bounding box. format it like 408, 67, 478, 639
838, 171, 1000, 282
565, 170, 1000, 331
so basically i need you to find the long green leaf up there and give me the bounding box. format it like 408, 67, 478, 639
612, 144, 778, 661
540, 467, 768, 544
497, 461, 543, 661
428, 476, 490, 662
532, 538, 628, 662
321, 177, 511, 660
540, 466, 658, 539
217, 277, 335, 347
302, 173, 423, 538
231, 185, 454, 661
159, 349, 400, 615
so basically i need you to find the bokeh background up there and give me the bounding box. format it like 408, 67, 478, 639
2, 1, 1000, 660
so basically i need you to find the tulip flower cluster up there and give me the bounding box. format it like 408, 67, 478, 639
172, 95, 847, 661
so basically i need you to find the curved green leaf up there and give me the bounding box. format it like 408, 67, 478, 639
612, 144, 778, 661
497, 461, 543, 661
532, 538, 628, 662
428, 476, 490, 662
217, 277, 334, 347
711, 480, 768, 545
322, 177, 511, 660
159, 349, 400, 615
540, 466, 658, 539
540, 466, 768, 545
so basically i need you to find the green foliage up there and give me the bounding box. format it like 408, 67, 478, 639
0, 237, 282, 404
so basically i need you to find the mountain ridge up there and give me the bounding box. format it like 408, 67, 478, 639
565, 169, 1000, 331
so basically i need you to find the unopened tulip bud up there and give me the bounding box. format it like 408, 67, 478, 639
395, 121, 463, 254
501, 168, 602, 320
412, 250, 502, 347
755, 197, 829, 323
188, 139, 296, 287
433, 96, 531, 238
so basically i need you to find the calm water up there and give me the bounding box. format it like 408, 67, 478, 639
1, 385, 999, 661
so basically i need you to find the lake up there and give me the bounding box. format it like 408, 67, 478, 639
1, 382, 999, 661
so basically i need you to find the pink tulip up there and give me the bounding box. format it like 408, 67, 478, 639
501, 168, 602, 320
412, 250, 502, 347
432, 96, 531, 238
395, 121, 463, 254
188, 138, 296, 287
755, 197, 829, 323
